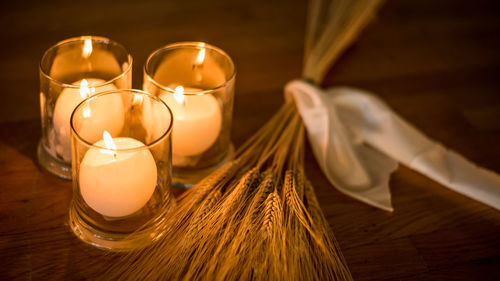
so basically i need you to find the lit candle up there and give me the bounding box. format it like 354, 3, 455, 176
160, 85, 222, 157
53, 78, 120, 162
79, 131, 157, 218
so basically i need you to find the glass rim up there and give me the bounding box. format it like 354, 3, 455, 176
39, 35, 133, 89
70, 89, 174, 152
144, 41, 236, 96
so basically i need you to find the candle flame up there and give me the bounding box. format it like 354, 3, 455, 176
100, 130, 117, 155
103, 131, 117, 150
79, 79, 90, 99
173, 86, 186, 105
83, 106, 91, 118
132, 93, 144, 105
83, 38, 93, 58
195, 44, 206, 65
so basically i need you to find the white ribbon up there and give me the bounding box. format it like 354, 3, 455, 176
286, 79, 500, 211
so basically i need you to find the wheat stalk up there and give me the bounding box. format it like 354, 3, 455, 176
261, 190, 283, 238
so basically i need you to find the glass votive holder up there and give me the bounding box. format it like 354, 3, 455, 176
68, 89, 174, 251
143, 41, 236, 186
38, 36, 132, 180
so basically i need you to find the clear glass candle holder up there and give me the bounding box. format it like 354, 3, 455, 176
68, 89, 174, 251
144, 42, 235, 187
38, 36, 132, 180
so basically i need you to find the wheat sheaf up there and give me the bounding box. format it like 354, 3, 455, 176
103, 1, 386, 279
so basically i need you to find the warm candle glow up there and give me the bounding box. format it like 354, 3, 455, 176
79, 136, 157, 218
83, 38, 92, 58
79, 79, 90, 99
160, 84, 222, 157
53, 78, 120, 163
174, 86, 186, 106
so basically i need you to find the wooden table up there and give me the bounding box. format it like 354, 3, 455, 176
1, 0, 499, 280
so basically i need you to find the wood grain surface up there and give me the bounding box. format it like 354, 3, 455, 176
1, 0, 499, 280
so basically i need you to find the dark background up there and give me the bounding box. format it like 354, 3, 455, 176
1, 0, 500, 280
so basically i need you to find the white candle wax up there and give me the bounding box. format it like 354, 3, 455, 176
160, 86, 222, 157
79, 136, 157, 218
53, 78, 121, 162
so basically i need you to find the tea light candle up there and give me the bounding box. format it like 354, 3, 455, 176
160, 85, 222, 156
79, 132, 157, 218
53, 78, 119, 162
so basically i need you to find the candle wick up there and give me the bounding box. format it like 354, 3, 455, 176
113, 153, 117, 160
192, 63, 203, 70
